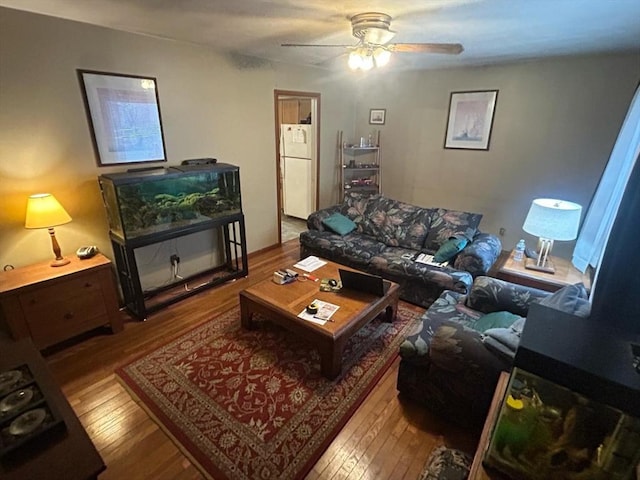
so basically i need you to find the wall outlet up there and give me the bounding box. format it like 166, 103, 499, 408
499, 227, 506, 236
170, 254, 180, 266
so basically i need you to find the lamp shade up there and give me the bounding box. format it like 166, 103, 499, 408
522, 198, 582, 241
25, 193, 72, 229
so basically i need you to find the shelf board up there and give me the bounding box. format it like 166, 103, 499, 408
344, 185, 379, 191
343, 147, 379, 153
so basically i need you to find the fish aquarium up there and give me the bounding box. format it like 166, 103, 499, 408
484, 368, 640, 480
99, 164, 241, 241
484, 304, 640, 480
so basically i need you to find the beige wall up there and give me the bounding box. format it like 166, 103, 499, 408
354, 54, 639, 258
0, 7, 355, 275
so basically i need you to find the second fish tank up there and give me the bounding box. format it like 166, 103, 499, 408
483, 304, 640, 480
99, 163, 242, 241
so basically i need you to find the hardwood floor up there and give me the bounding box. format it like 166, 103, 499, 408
43, 240, 479, 479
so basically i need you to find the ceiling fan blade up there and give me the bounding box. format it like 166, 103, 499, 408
281, 43, 352, 48
391, 43, 464, 54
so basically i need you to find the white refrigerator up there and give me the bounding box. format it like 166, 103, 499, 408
280, 124, 314, 220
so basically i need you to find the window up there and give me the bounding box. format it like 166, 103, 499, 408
572, 85, 640, 275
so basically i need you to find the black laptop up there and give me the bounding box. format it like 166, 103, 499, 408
338, 269, 390, 296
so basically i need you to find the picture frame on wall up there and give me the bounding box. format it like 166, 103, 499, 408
369, 108, 386, 125
444, 90, 498, 150
77, 70, 167, 166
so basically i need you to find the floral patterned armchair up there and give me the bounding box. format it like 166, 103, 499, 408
396, 276, 550, 428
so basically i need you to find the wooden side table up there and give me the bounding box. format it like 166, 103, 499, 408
0, 254, 123, 350
494, 250, 591, 292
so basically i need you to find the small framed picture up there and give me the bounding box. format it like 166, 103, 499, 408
369, 108, 386, 125
444, 90, 498, 150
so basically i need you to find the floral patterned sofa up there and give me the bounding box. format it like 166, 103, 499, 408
396, 276, 551, 428
299, 193, 502, 308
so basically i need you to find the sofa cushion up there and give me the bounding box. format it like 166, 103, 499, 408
423, 208, 483, 252
321, 212, 356, 235
341, 192, 378, 231
369, 248, 473, 294
359, 195, 432, 249
299, 230, 386, 265
465, 276, 550, 316
434, 237, 468, 263
538, 283, 591, 317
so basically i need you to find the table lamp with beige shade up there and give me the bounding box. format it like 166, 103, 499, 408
522, 198, 582, 274
25, 193, 72, 267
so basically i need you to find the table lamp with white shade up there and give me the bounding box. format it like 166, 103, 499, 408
522, 198, 582, 274
25, 193, 72, 267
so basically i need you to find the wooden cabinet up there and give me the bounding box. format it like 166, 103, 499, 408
279, 98, 312, 124
0, 254, 123, 350
338, 130, 382, 201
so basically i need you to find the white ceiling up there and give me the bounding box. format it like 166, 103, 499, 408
2, 0, 640, 71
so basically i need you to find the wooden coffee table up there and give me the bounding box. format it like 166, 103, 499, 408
239, 261, 400, 379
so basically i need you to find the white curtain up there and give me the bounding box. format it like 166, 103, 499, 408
572, 85, 640, 274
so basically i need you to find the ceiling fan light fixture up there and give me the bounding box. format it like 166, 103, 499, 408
373, 47, 391, 67
362, 27, 396, 45
348, 50, 363, 70
282, 11, 464, 70
360, 54, 374, 71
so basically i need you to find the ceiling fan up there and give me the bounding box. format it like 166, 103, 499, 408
282, 12, 463, 70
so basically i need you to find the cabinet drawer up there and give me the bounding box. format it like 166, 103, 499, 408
18, 272, 103, 310
23, 290, 109, 348
18, 273, 109, 348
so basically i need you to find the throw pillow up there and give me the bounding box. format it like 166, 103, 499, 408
538, 283, 591, 317
471, 311, 522, 333
321, 212, 357, 235
418, 445, 471, 480
433, 236, 469, 263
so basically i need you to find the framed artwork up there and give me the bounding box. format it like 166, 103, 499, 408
78, 70, 167, 166
369, 108, 386, 125
444, 90, 498, 150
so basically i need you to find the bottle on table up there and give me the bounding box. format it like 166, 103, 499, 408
514, 239, 526, 262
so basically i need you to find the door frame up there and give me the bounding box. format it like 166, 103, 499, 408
274, 89, 321, 244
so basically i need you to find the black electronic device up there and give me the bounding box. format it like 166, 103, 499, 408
338, 269, 390, 296
181, 158, 217, 165
524, 247, 538, 260
328, 279, 338, 287
76, 246, 98, 259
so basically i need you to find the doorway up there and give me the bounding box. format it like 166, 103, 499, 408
274, 90, 321, 244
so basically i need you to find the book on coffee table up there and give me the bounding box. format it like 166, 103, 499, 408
294, 256, 327, 272
298, 300, 339, 325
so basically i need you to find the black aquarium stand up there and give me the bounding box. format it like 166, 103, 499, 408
110, 213, 247, 320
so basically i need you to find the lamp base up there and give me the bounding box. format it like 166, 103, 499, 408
525, 257, 555, 274
51, 257, 70, 267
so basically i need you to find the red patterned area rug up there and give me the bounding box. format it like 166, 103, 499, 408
116, 303, 421, 480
